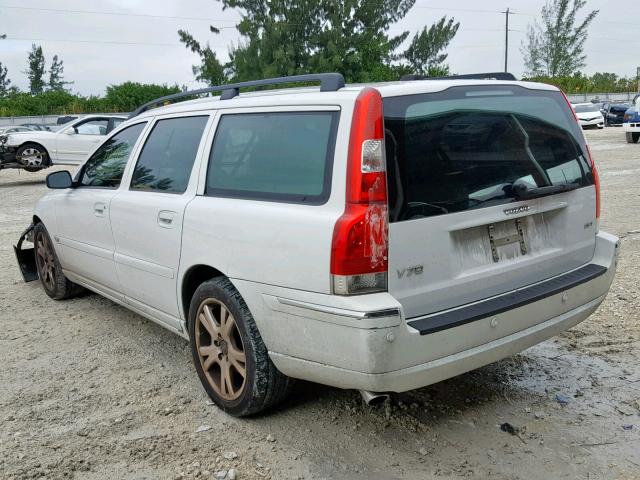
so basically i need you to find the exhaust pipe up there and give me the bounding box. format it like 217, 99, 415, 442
359, 390, 390, 406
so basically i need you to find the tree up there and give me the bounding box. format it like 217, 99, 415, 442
178, 27, 227, 85
48, 55, 72, 91
104, 82, 181, 111
25, 44, 46, 94
0, 62, 12, 98
179, 0, 418, 84
521, 0, 598, 77
403, 17, 459, 77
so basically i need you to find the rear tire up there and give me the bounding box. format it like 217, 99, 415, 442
33, 223, 83, 300
626, 132, 640, 144
188, 277, 293, 416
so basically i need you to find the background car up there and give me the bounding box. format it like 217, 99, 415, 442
0, 115, 127, 170
0, 126, 34, 134
623, 94, 640, 143
602, 102, 631, 126
573, 103, 605, 129
20, 123, 51, 132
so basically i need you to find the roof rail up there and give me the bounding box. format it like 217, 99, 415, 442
128, 73, 345, 118
401, 72, 517, 81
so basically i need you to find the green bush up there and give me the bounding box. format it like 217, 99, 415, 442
0, 82, 181, 116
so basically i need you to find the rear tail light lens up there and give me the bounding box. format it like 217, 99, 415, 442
331, 88, 388, 295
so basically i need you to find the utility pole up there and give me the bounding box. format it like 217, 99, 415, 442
502, 8, 513, 73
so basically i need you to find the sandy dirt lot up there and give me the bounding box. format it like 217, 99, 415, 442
1, 127, 639, 480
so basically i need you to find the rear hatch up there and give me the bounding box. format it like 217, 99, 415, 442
384, 84, 598, 319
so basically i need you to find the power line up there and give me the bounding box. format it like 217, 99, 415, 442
2, 36, 228, 48
0, 4, 237, 23
2, 35, 504, 50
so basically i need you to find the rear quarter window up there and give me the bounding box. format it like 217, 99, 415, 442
205, 111, 339, 204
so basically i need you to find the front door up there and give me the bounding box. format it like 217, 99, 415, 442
56, 117, 111, 164
55, 122, 148, 297
110, 115, 211, 327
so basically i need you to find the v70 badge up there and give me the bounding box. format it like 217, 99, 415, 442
397, 265, 424, 279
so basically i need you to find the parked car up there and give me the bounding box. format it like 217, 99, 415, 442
602, 102, 631, 126
623, 94, 640, 143
573, 103, 605, 129
21, 123, 51, 132
0, 126, 34, 134
0, 115, 126, 172
15, 74, 618, 416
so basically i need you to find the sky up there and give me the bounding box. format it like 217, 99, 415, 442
0, 0, 638, 96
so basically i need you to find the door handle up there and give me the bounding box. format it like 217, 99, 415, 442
94, 202, 107, 217
157, 210, 177, 228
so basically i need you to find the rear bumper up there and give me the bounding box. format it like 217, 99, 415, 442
265, 231, 619, 392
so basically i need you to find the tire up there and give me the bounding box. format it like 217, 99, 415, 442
33, 223, 83, 300
188, 277, 293, 416
626, 132, 640, 144
16, 143, 49, 170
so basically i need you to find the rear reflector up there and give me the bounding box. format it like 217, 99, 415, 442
331, 88, 389, 295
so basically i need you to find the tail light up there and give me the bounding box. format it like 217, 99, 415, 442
586, 144, 601, 222
331, 88, 388, 295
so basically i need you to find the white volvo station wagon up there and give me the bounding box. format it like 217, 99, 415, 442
15, 73, 619, 416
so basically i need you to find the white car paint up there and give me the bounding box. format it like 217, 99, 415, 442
4, 115, 126, 165
573, 103, 605, 129
30, 80, 618, 395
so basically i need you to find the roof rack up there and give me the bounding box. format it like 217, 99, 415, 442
401, 72, 517, 81
128, 73, 345, 118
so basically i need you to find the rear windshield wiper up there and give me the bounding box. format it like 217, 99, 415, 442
512, 182, 581, 200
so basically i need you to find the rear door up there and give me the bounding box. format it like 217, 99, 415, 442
384, 84, 598, 319
110, 113, 212, 328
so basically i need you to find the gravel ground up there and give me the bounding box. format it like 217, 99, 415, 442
1, 127, 639, 480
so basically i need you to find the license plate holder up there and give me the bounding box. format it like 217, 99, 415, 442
488, 219, 528, 263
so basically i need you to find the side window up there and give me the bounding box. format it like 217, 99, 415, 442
79, 123, 146, 188
206, 111, 338, 204
75, 119, 109, 136
130, 116, 208, 194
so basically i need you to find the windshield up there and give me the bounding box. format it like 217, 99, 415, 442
384, 85, 594, 222
611, 105, 630, 112
574, 104, 600, 113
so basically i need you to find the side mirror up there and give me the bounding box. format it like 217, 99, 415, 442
65, 128, 76, 135
46, 170, 74, 189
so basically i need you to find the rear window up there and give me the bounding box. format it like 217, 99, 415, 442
206, 111, 339, 204
384, 85, 594, 222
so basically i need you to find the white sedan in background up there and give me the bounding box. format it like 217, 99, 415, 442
0, 115, 126, 170
573, 103, 605, 129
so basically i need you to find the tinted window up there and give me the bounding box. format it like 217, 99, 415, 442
75, 119, 109, 135
206, 112, 338, 204
79, 123, 146, 188
384, 86, 594, 222
130, 116, 208, 193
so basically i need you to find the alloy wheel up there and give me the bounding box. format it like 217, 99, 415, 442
35, 232, 56, 291
19, 148, 44, 167
195, 299, 247, 401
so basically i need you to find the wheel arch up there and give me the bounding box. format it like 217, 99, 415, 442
181, 264, 226, 322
